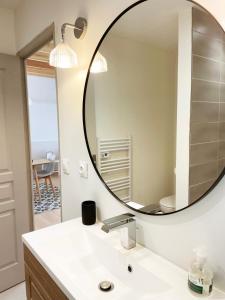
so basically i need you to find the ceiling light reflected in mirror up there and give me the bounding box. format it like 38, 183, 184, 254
90, 52, 108, 74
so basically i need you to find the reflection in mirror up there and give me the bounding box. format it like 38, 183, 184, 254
85, 0, 225, 214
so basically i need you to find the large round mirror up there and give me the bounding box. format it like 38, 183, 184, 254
83, 0, 225, 215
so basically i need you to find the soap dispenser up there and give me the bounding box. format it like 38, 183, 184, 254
202, 263, 214, 296
188, 248, 213, 296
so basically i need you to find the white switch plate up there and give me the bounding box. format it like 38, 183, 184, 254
62, 158, 70, 175
79, 161, 88, 178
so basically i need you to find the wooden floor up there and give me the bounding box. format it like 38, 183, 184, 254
33, 174, 61, 230
34, 208, 61, 230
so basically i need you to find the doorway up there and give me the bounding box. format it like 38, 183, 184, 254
24, 40, 62, 230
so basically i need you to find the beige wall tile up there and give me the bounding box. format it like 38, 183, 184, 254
193, 31, 222, 60
192, 8, 223, 41
192, 79, 219, 101
189, 8, 225, 210
220, 83, 225, 102
192, 55, 220, 81
191, 102, 219, 122
218, 159, 225, 174
219, 122, 225, 140
220, 103, 225, 121
222, 42, 225, 63
189, 161, 218, 185
189, 179, 215, 204
221, 64, 225, 83
191, 122, 219, 144
190, 142, 218, 165
219, 141, 225, 159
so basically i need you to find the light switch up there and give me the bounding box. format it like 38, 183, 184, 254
62, 158, 70, 175
79, 161, 88, 178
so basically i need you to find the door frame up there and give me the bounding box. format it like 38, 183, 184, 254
17, 23, 62, 230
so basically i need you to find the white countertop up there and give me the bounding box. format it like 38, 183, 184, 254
22, 218, 225, 300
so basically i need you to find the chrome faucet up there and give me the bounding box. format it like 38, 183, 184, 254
101, 213, 136, 249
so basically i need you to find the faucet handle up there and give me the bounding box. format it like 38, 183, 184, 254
102, 213, 135, 228
120, 213, 135, 221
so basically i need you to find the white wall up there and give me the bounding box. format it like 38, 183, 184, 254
27, 75, 59, 159
87, 35, 176, 207
15, 0, 225, 291
0, 7, 16, 55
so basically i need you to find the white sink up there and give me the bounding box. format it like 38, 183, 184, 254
23, 219, 225, 300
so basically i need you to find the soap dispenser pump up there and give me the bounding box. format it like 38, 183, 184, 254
188, 248, 213, 296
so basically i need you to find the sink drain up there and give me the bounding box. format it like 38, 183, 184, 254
128, 264, 133, 273
98, 281, 114, 292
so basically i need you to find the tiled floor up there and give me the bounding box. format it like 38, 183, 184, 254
0, 283, 26, 300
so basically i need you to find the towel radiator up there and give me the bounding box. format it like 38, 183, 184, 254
97, 137, 132, 202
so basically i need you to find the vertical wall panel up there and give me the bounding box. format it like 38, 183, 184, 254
190, 8, 225, 203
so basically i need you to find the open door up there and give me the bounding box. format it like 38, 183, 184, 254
24, 40, 62, 230
0, 54, 31, 292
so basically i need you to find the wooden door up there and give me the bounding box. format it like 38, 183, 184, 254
0, 54, 31, 292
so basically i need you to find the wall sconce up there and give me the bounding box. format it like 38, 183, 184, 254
90, 52, 108, 74
50, 17, 87, 69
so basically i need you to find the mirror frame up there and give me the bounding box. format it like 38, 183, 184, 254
83, 0, 225, 215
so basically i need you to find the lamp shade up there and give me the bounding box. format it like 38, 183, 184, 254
49, 42, 78, 68
90, 52, 108, 74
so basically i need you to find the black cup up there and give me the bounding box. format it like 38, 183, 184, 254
82, 201, 96, 225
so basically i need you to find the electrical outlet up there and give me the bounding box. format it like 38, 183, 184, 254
79, 161, 88, 178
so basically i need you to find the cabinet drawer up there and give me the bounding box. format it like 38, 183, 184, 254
30, 281, 45, 300
24, 245, 68, 300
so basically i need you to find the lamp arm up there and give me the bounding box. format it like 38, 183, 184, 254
61, 18, 87, 41
61, 23, 81, 40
